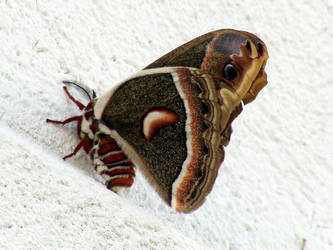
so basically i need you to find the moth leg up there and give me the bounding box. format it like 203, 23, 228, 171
63, 136, 90, 160
46, 83, 85, 125
46, 84, 85, 131
46, 115, 82, 125
62, 86, 86, 110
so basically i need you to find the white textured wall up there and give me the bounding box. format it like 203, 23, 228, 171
0, 1, 332, 249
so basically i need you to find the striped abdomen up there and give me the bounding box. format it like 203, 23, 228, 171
91, 133, 135, 192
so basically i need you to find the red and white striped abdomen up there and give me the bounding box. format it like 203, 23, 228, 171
90, 133, 135, 192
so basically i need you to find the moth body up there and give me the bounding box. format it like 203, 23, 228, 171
47, 29, 269, 213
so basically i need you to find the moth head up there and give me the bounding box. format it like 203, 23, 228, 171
201, 30, 269, 104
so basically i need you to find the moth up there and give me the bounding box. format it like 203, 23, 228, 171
47, 29, 269, 213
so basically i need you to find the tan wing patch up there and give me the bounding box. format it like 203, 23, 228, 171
142, 108, 178, 141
